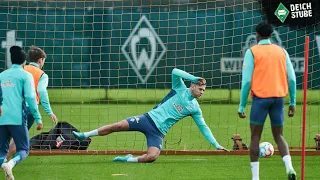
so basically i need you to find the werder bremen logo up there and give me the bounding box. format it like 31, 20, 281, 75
121, 15, 167, 83
275, 3, 289, 23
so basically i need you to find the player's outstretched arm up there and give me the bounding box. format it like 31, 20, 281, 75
24, 73, 42, 130
171, 68, 199, 90
192, 109, 230, 152
38, 73, 57, 124
238, 49, 254, 118
284, 49, 297, 117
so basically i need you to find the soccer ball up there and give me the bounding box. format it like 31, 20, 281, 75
259, 142, 274, 158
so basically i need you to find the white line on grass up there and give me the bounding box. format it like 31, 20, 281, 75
111, 174, 128, 176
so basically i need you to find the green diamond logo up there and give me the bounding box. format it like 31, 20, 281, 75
274, 3, 289, 23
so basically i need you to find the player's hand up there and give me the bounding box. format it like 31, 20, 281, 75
36, 123, 43, 131
197, 78, 206, 85
288, 106, 296, 117
217, 145, 230, 152
50, 113, 58, 124
0, 106, 2, 116
238, 112, 246, 118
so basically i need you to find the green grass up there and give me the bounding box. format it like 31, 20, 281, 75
47, 88, 320, 104
30, 103, 320, 151
8, 89, 320, 180
48, 88, 107, 103
9, 155, 320, 180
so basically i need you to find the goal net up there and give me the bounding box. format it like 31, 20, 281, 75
0, 0, 319, 154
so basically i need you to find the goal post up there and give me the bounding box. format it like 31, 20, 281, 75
0, 0, 319, 156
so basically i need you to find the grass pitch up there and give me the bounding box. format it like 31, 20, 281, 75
10, 155, 320, 180
3, 88, 319, 180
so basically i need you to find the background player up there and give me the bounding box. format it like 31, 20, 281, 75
237, 22, 297, 180
6, 45, 57, 161
0, 46, 43, 180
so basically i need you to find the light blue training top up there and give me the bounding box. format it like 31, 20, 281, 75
0, 80, 2, 106
238, 39, 297, 113
0, 64, 42, 125
148, 68, 220, 149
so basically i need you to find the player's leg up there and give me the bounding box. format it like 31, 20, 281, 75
0, 126, 10, 167
0, 126, 12, 180
73, 119, 129, 142
249, 96, 272, 180
5, 125, 29, 166
269, 98, 296, 179
250, 124, 264, 161
113, 114, 163, 163
113, 146, 161, 163
135, 146, 161, 163
249, 124, 264, 180
1, 125, 28, 180
97, 120, 129, 135
118, 133, 163, 163
6, 140, 15, 162
6, 110, 34, 160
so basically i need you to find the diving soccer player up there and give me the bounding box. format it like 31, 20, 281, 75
6, 45, 57, 161
238, 22, 297, 180
0, 46, 43, 180
73, 68, 229, 163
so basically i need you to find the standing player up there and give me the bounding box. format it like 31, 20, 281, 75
25, 45, 57, 125
0, 46, 43, 180
238, 22, 297, 180
73, 68, 229, 163
5, 45, 57, 161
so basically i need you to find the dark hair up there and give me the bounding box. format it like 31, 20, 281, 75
28, 45, 46, 62
256, 22, 274, 38
10, 46, 26, 65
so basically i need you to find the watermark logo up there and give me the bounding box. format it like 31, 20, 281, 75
122, 15, 166, 83
275, 3, 290, 23
275, 2, 312, 23
290, 3, 312, 19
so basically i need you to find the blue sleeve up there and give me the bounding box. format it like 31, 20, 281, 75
24, 73, 42, 124
38, 74, 53, 115
172, 68, 199, 90
0, 80, 2, 106
284, 49, 297, 106
192, 108, 220, 149
238, 49, 254, 113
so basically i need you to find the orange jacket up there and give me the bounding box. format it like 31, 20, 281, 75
24, 64, 44, 104
250, 44, 288, 98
